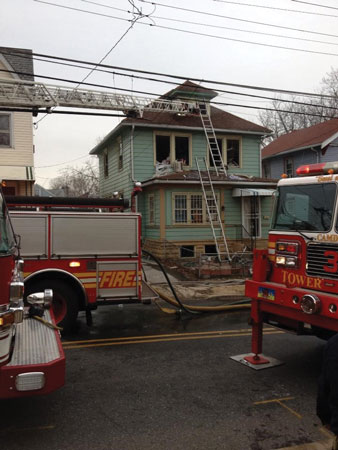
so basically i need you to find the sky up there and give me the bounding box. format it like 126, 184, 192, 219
1, 0, 338, 186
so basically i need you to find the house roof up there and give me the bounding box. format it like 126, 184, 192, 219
122, 105, 270, 133
262, 119, 338, 160
141, 170, 277, 187
90, 81, 271, 155
0, 46, 34, 81
162, 80, 218, 100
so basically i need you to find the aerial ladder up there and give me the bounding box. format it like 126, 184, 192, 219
0, 77, 198, 115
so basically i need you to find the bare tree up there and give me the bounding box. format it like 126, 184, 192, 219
50, 159, 99, 197
260, 68, 338, 142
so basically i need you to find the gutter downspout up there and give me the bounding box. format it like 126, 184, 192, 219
130, 124, 138, 212
309, 146, 320, 163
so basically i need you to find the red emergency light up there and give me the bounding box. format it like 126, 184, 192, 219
296, 162, 338, 176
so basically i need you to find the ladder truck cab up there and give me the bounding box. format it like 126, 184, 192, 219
0, 186, 64, 398
246, 162, 338, 363
5, 192, 157, 333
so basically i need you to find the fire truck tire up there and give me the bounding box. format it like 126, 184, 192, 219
25, 280, 79, 333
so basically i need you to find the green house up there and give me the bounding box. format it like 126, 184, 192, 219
90, 81, 276, 261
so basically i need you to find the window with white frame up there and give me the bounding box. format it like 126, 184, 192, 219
0, 114, 11, 147
149, 195, 155, 225
284, 157, 293, 177
155, 132, 191, 166
173, 193, 219, 225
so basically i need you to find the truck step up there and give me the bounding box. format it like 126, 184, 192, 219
8, 311, 61, 366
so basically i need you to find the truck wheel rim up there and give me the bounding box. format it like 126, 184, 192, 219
53, 295, 67, 324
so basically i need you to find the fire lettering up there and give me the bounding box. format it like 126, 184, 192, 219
99, 271, 138, 288
281, 270, 322, 289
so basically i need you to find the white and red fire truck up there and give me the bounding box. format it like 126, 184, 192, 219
245, 162, 338, 365
0, 186, 65, 398
5, 194, 157, 333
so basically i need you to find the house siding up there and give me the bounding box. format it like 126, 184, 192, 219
267, 149, 317, 179
322, 142, 338, 163
132, 128, 262, 181
0, 58, 34, 193
99, 129, 134, 199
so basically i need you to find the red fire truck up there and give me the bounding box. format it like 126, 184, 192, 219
245, 162, 338, 365
0, 186, 65, 398
5, 194, 157, 333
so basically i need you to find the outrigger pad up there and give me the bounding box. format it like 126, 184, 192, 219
230, 353, 284, 370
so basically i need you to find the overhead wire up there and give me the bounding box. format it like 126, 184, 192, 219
137, 0, 338, 39
1, 66, 337, 112
73, 0, 338, 46
1, 48, 336, 100
34, 0, 148, 125
33, 0, 338, 57
212, 0, 338, 17
0, 69, 337, 119
291, 0, 338, 11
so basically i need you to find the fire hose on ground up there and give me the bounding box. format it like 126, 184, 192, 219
142, 250, 251, 315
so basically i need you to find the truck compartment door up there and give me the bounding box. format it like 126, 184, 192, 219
97, 261, 140, 299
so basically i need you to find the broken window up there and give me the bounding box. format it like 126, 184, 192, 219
208, 138, 223, 167
175, 136, 190, 166
156, 135, 170, 163
226, 138, 240, 167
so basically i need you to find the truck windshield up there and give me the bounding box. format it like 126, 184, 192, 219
0, 192, 16, 254
272, 183, 336, 232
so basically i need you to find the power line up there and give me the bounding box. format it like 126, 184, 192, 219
2, 49, 336, 100
35, 0, 146, 125
213, 0, 338, 17
2, 66, 338, 113
0, 106, 125, 117
74, 0, 338, 47
291, 0, 338, 11
33, 0, 338, 57
138, 0, 338, 39
35, 155, 90, 168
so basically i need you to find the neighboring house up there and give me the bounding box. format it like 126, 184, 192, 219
34, 183, 66, 197
262, 119, 338, 179
91, 81, 276, 260
0, 46, 35, 195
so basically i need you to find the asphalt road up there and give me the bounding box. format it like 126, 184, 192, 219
0, 303, 330, 450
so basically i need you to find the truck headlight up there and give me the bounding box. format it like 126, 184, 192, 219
276, 256, 297, 267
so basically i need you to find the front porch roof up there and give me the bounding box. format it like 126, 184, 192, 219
141, 170, 277, 188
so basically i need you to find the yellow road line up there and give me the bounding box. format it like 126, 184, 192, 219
254, 397, 295, 405
277, 400, 302, 419
254, 397, 302, 419
63, 330, 283, 350
63, 327, 279, 346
